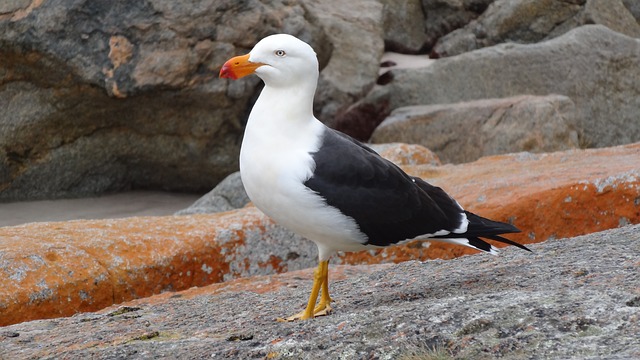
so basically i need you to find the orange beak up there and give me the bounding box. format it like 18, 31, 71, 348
219, 54, 265, 80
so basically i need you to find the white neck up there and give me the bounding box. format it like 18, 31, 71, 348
241, 78, 325, 160
255, 82, 315, 121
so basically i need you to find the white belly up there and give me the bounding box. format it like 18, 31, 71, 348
239, 118, 367, 260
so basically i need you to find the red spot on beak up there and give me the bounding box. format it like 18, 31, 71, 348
218, 54, 264, 80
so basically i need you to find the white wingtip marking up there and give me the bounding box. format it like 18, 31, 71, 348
433, 229, 450, 237
452, 211, 469, 234
429, 238, 500, 255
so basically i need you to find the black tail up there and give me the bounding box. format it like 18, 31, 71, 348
434, 211, 531, 253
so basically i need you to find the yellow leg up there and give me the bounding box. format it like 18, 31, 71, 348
277, 260, 333, 322
313, 261, 332, 315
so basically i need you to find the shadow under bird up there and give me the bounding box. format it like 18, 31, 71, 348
219, 34, 530, 321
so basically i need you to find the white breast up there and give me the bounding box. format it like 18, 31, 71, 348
239, 96, 367, 260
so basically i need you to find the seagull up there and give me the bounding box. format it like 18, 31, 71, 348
219, 34, 530, 321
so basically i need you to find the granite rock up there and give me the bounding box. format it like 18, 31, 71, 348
380, 0, 428, 53
0, 0, 319, 200
350, 25, 640, 147
371, 95, 579, 163
432, 0, 640, 58
1, 224, 638, 359
1, 142, 638, 326
0, 0, 388, 200
421, 0, 496, 52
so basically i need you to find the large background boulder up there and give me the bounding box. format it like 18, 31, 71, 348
0, 0, 320, 200
298, 0, 385, 125
343, 25, 640, 147
2, 0, 640, 200
371, 95, 579, 163
432, 0, 640, 57
0, 0, 391, 200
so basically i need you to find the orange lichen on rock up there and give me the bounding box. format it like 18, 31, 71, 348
342, 143, 640, 264
0, 143, 638, 326
373, 143, 442, 166
0, 210, 267, 326
108, 35, 134, 69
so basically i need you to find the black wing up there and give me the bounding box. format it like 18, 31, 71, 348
304, 129, 466, 246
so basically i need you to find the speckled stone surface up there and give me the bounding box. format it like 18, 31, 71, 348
1, 142, 639, 327
1, 224, 638, 359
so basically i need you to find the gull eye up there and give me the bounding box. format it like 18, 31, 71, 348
274, 49, 286, 57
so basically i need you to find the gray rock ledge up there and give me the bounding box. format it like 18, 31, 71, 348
1, 224, 638, 359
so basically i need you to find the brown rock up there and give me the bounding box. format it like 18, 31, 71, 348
1, 0, 389, 200
333, 98, 391, 141
108, 35, 134, 70
370, 95, 580, 163
132, 49, 195, 88
1, 142, 638, 326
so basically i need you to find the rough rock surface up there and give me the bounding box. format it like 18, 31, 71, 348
432, 0, 640, 57
421, 0, 496, 52
1, 224, 638, 359
380, 0, 428, 53
371, 95, 579, 164
302, 0, 385, 125
0, 0, 389, 200
624, 0, 640, 21
1, 142, 638, 327
3, 1, 638, 200
348, 25, 640, 147
0, 0, 315, 200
